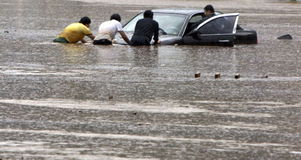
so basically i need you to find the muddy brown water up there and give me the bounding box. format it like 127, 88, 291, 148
0, 0, 301, 159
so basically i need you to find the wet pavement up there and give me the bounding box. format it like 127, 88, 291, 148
1, 0, 301, 159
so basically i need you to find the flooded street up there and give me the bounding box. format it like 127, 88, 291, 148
1, 0, 301, 159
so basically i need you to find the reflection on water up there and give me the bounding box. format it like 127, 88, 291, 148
1, 0, 301, 159
283, 0, 301, 2
131, 47, 159, 67
62, 44, 97, 64
1, 0, 301, 107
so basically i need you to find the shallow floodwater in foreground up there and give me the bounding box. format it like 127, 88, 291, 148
1, 0, 301, 159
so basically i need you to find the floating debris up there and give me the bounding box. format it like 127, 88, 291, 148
277, 34, 293, 40
4, 31, 9, 33
262, 75, 269, 78
195, 72, 201, 78
215, 73, 221, 79
235, 73, 240, 79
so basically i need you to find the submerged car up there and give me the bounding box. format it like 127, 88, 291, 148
120, 9, 257, 46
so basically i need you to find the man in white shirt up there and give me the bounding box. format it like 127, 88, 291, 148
93, 14, 131, 45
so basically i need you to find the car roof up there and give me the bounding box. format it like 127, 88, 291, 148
151, 8, 203, 15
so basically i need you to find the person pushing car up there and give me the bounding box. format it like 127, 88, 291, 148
130, 10, 160, 46
53, 16, 95, 43
93, 14, 131, 45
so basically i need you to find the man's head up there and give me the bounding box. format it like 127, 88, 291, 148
204, 5, 215, 17
110, 14, 121, 22
144, 10, 153, 19
79, 16, 91, 27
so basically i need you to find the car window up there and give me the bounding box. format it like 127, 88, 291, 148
123, 13, 143, 32
123, 13, 186, 36
198, 15, 238, 34
189, 14, 203, 23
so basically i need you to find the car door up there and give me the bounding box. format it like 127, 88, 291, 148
183, 13, 239, 46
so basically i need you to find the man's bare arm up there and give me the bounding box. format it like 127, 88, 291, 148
81, 34, 95, 43
87, 34, 95, 40
119, 31, 131, 45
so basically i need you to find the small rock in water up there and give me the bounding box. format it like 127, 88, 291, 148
195, 72, 201, 78
262, 75, 269, 78
277, 34, 293, 40
4, 31, 9, 33
109, 95, 113, 100
234, 73, 240, 79
215, 73, 221, 79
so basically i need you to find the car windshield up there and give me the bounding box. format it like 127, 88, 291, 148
123, 13, 186, 35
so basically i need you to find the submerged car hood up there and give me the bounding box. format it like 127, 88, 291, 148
159, 35, 183, 45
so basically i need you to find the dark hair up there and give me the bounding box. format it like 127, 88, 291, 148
204, 5, 215, 13
144, 10, 153, 18
110, 14, 121, 22
79, 16, 91, 25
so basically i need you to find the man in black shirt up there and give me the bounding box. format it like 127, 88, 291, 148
203, 5, 216, 20
131, 10, 159, 46
190, 5, 216, 31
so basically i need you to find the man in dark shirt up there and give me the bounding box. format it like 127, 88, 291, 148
203, 5, 216, 20
190, 5, 216, 30
131, 10, 159, 46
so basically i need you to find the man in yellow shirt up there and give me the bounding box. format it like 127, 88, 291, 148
54, 17, 95, 43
